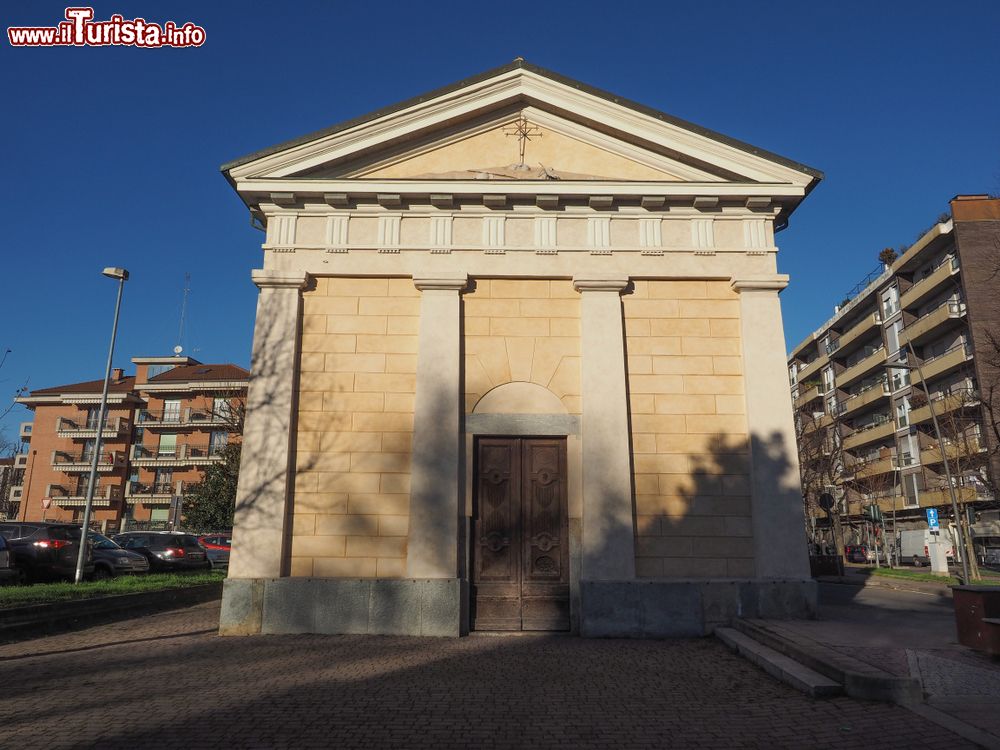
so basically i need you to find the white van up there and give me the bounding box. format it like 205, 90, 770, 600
897, 528, 956, 567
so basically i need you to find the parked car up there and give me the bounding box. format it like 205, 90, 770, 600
0, 522, 93, 583
0, 532, 19, 586
844, 545, 875, 564
111, 531, 211, 572
87, 532, 150, 579
198, 533, 231, 569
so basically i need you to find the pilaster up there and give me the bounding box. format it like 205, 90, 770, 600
731, 274, 810, 579
228, 269, 309, 579
573, 275, 636, 581
406, 273, 468, 578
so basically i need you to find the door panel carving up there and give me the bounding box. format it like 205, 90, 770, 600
472, 437, 569, 631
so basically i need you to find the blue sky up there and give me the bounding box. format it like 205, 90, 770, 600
2, 1, 999, 439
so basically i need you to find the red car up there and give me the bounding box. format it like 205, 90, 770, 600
198, 533, 231, 569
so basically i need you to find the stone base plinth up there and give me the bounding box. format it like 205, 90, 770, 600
579, 578, 817, 638
219, 577, 466, 637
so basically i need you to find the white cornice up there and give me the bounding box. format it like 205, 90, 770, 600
238, 179, 803, 200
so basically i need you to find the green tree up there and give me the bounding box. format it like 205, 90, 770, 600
182, 442, 241, 531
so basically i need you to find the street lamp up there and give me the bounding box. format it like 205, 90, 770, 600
884, 338, 970, 583
74, 267, 129, 584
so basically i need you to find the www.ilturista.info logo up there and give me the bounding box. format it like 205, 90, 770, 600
8, 7, 206, 48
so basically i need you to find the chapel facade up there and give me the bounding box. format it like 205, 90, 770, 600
220, 60, 822, 637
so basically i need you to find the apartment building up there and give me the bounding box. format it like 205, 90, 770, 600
0, 455, 26, 520
789, 195, 999, 540
11, 356, 248, 531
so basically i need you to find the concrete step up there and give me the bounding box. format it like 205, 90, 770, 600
716, 627, 843, 698
732, 618, 923, 705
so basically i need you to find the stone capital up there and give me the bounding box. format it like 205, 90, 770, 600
413, 273, 468, 292
572, 275, 630, 293
251, 269, 310, 290
730, 274, 789, 293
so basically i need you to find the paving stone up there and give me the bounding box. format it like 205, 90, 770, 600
0, 602, 979, 749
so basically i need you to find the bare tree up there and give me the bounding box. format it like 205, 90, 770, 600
795, 400, 847, 558
923, 387, 987, 578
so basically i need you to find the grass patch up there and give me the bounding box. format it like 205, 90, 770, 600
0, 571, 225, 609
870, 567, 958, 584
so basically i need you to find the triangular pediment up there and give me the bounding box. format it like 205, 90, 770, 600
224, 61, 821, 193
311, 107, 712, 182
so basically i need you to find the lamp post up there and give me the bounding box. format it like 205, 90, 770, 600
74, 267, 129, 584
884, 338, 970, 583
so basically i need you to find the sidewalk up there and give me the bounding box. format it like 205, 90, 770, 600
764, 583, 1000, 745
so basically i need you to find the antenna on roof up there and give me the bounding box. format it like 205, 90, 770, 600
176, 273, 191, 356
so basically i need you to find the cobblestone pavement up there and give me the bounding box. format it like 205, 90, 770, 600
0, 602, 976, 750
910, 650, 1000, 740
785, 584, 1000, 743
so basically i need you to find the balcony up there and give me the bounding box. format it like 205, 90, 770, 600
835, 312, 882, 355
19, 422, 33, 440
796, 354, 828, 383
794, 384, 823, 409
46, 483, 120, 507
836, 347, 887, 389
869, 492, 909, 515
920, 436, 985, 467
842, 416, 895, 450
130, 443, 226, 467
837, 380, 890, 419
901, 300, 967, 346
799, 412, 832, 434
846, 453, 896, 478
55, 415, 126, 439
913, 342, 973, 384
137, 407, 232, 428
916, 485, 980, 508
908, 389, 978, 426
900, 256, 960, 311
126, 480, 184, 505
51, 450, 126, 473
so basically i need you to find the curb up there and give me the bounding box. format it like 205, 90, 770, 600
817, 575, 955, 597
732, 618, 923, 705
716, 627, 842, 698
0, 582, 223, 640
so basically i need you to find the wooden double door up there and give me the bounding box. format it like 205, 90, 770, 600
471, 437, 570, 631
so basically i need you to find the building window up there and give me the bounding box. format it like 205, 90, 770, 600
163, 399, 181, 422
213, 397, 232, 422
881, 286, 899, 318
209, 431, 229, 455
822, 366, 835, 395
147, 364, 175, 378
902, 473, 921, 507
158, 433, 177, 457
890, 366, 910, 392
154, 468, 173, 493
84, 406, 101, 429
896, 398, 910, 428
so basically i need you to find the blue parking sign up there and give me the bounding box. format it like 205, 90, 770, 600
926, 508, 939, 529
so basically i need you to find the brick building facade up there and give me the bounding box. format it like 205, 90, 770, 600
11, 356, 247, 532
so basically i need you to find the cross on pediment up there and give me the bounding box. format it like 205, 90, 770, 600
503, 115, 542, 167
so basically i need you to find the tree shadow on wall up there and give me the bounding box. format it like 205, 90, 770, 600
230, 285, 320, 574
